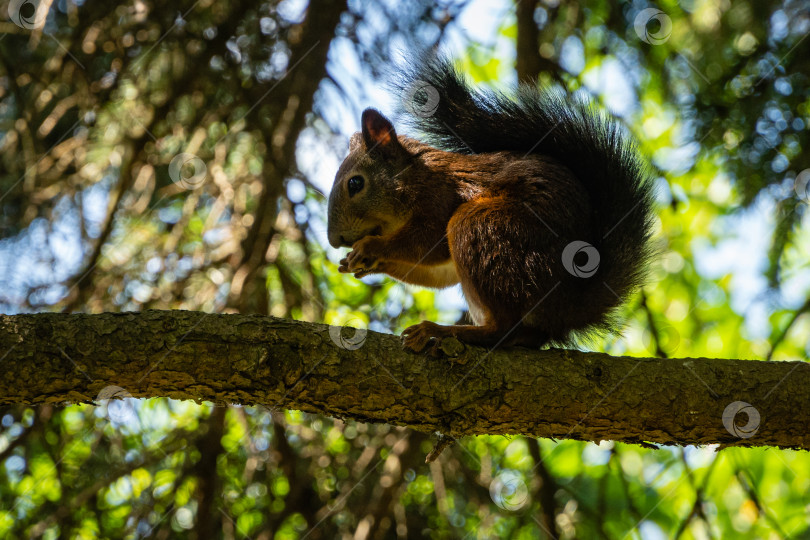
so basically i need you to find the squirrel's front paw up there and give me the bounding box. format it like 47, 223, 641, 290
339, 237, 382, 277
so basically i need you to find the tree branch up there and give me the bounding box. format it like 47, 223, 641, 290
1, 311, 808, 450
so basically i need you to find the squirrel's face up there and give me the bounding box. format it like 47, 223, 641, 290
327, 109, 412, 248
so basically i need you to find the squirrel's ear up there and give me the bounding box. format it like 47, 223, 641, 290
361, 108, 398, 150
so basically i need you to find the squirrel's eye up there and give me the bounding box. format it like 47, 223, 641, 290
347, 175, 364, 197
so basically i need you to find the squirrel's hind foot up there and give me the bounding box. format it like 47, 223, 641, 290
402, 320, 551, 356
401, 321, 447, 357
401, 320, 509, 356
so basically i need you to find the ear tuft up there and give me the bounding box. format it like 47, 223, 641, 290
348, 133, 363, 153
361, 108, 397, 149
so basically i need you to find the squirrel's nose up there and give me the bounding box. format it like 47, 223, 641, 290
327, 228, 346, 248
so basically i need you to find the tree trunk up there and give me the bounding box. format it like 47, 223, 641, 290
1, 311, 807, 450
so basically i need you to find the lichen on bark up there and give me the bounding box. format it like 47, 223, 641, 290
1, 310, 808, 450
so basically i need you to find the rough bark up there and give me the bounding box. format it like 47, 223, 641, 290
1, 310, 808, 450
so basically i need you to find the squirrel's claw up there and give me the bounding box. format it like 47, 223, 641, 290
402, 321, 445, 356
339, 253, 376, 277
341, 238, 381, 276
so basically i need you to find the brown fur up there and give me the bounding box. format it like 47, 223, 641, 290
327, 109, 610, 354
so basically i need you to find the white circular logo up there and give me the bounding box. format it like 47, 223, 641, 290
794, 169, 810, 203
722, 401, 760, 438
642, 325, 680, 356
8, 0, 48, 30
169, 153, 207, 190
402, 80, 440, 118
328, 321, 367, 350
562, 240, 600, 278
489, 470, 529, 512
634, 8, 672, 45
96, 385, 138, 424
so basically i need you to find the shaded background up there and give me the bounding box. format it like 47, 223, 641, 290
1, 0, 810, 538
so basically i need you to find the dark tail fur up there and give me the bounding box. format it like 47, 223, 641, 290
395, 58, 657, 340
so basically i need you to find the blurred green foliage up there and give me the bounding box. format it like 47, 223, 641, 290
1, 0, 809, 538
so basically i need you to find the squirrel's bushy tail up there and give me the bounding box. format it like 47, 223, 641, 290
396, 58, 657, 339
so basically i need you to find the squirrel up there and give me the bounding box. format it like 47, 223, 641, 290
327, 58, 655, 355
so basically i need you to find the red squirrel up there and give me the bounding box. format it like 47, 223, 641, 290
327, 59, 655, 355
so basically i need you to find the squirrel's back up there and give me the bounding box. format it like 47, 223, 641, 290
395, 59, 657, 343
